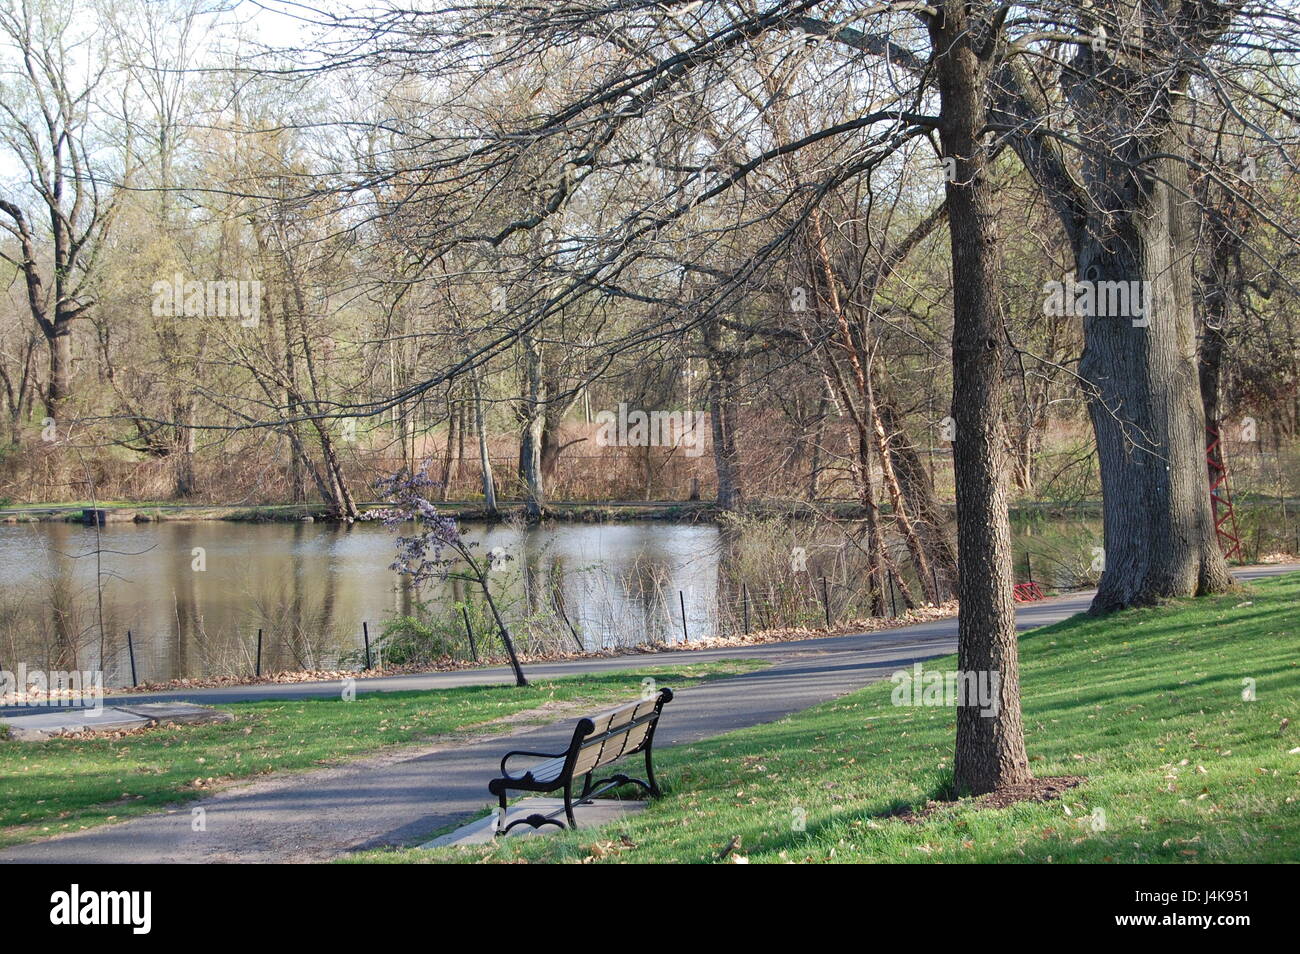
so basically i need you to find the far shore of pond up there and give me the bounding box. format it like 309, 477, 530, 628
0, 497, 1125, 526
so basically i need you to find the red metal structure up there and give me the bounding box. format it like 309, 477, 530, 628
1206, 424, 1243, 561
1013, 581, 1044, 602
1013, 551, 1045, 602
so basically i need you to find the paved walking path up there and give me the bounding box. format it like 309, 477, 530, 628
2, 565, 1293, 863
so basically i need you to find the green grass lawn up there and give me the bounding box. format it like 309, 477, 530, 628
0, 659, 764, 847
360, 573, 1300, 864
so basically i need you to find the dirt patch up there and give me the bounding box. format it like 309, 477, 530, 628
889, 775, 1085, 823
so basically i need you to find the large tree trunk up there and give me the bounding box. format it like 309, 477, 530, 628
932, 0, 1031, 795
1034, 0, 1240, 611
1072, 134, 1233, 610
987, 2, 1240, 609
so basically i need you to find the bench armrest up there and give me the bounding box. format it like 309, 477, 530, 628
499, 749, 564, 779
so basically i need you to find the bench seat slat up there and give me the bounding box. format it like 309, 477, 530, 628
527, 757, 566, 784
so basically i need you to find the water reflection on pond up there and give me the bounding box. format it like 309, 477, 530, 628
0, 514, 1099, 688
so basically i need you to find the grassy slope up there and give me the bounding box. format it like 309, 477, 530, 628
0, 660, 763, 848
369, 573, 1300, 864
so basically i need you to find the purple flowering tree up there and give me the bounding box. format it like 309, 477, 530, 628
368, 466, 528, 686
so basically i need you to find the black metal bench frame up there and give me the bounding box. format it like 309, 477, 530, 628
487, 687, 673, 836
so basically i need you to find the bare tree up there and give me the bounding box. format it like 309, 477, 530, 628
0, 0, 120, 421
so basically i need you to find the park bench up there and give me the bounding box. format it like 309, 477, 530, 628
487, 686, 674, 835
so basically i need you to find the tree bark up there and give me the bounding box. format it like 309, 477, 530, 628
46, 329, 73, 420
1005, 1, 1242, 610
931, 0, 1031, 795
1072, 130, 1233, 610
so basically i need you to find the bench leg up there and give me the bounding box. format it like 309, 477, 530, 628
498, 812, 568, 836
493, 790, 509, 837
645, 747, 661, 797
563, 779, 578, 829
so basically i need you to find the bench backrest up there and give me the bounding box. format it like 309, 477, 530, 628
568, 688, 672, 777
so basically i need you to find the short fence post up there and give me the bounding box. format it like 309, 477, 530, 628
932, 567, 941, 605
742, 583, 750, 634
126, 630, 138, 688
821, 576, 832, 629
679, 590, 689, 643
362, 621, 372, 670
887, 571, 898, 618
462, 605, 478, 662
255, 628, 263, 677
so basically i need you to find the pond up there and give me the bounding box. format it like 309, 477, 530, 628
0, 514, 1101, 688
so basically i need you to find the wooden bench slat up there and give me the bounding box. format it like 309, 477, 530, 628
581, 697, 647, 725
619, 720, 652, 754
571, 711, 619, 775
529, 757, 566, 784
576, 696, 661, 773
